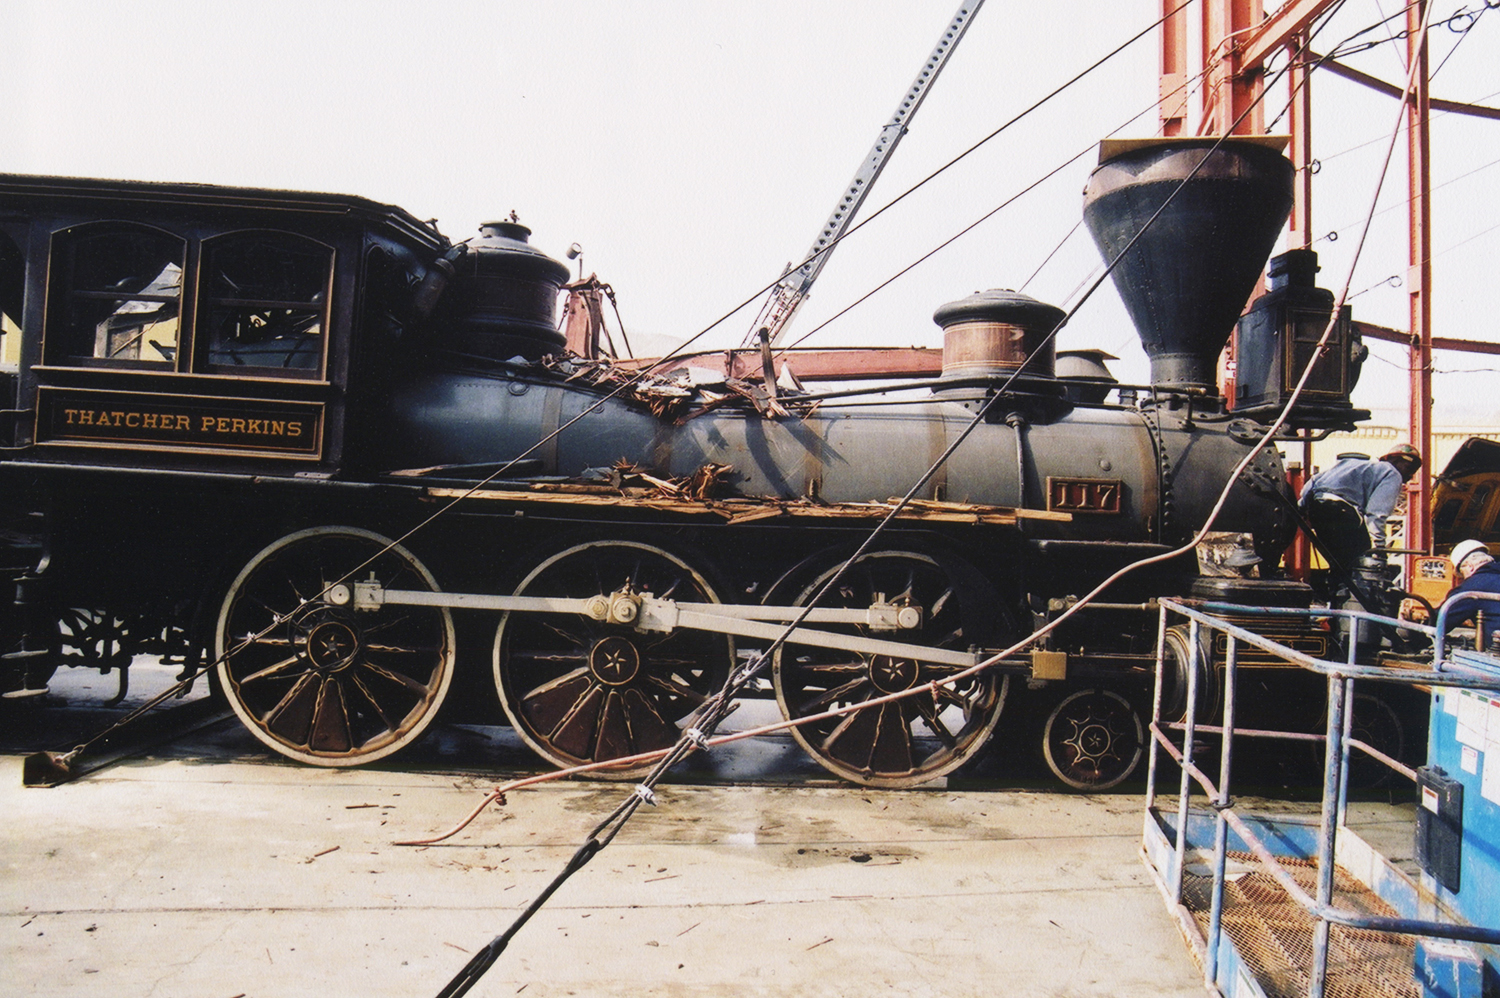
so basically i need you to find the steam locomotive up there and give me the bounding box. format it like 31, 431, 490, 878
0, 138, 1379, 789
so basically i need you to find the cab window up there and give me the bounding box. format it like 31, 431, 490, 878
46, 222, 184, 368
199, 231, 332, 377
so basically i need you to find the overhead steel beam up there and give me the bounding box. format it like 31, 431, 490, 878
1353, 320, 1500, 357
1312, 54, 1500, 120
1235, 0, 1340, 72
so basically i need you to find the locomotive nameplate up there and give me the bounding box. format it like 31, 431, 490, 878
1045, 476, 1122, 514
35, 387, 323, 459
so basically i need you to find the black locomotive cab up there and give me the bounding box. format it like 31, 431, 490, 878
0, 175, 450, 476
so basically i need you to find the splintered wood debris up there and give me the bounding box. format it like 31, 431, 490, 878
426, 462, 1070, 525
536, 353, 798, 421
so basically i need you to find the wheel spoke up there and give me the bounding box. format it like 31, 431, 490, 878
592, 690, 634, 759
263, 673, 320, 744
508, 650, 590, 667
642, 672, 710, 705
535, 617, 594, 649
934, 688, 978, 717
794, 675, 869, 715
364, 642, 444, 656
236, 634, 294, 647
359, 659, 432, 696
821, 703, 879, 770
869, 702, 915, 773
238, 653, 306, 684
622, 687, 679, 751
915, 697, 958, 748
360, 613, 416, 637
547, 684, 606, 758
348, 670, 394, 730
520, 669, 595, 740
798, 659, 868, 675
308, 679, 353, 753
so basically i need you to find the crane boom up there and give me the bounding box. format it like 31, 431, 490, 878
746, 0, 985, 347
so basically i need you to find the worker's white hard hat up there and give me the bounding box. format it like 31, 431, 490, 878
1450, 539, 1491, 573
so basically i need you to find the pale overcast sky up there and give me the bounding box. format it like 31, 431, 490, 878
4, 1, 1497, 424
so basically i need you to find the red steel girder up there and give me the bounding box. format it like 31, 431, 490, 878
1234, 0, 1341, 74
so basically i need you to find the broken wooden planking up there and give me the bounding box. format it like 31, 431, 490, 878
423, 486, 1071, 525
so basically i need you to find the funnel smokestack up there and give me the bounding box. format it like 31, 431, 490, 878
1082, 139, 1293, 391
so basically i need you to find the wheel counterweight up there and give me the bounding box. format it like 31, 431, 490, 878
215, 527, 455, 766
493, 540, 731, 777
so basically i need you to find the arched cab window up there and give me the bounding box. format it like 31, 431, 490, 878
200, 231, 332, 378
47, 222, 185, 368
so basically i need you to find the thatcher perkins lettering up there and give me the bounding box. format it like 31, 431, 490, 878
61, 408, 305, 438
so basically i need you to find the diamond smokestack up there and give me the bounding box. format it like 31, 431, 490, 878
1082, 139, 1294, 391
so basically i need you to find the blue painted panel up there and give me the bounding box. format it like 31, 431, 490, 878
1425, 690, 1500, 978
1156, 808, 1321, 859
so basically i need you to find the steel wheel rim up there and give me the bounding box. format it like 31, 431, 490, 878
215, 527, 455, 766
772, 551, 1007, 789
493, 540, 731, 777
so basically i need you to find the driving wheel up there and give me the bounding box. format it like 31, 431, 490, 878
494, 540, 731, 777
216, 527, 455, 766
772, 550, 1007, 789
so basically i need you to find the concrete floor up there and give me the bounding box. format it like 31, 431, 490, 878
3, 756, 1208, 998
0, 662, 1216, 997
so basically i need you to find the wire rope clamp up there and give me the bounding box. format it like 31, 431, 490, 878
632, 784, 658, 807
684, 727, 709, 751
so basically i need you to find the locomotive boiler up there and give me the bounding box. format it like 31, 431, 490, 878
0, 137, 1371, 789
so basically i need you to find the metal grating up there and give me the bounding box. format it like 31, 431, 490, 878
1180, 853, 1419, 998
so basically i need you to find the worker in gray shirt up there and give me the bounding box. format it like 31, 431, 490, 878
1298, 444, 1422, 571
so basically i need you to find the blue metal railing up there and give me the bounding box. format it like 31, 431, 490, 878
1145, 595, 1500, 998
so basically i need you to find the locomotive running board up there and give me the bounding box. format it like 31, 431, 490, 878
346, 584, 982, 670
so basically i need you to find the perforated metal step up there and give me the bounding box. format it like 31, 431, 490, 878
1181, 853, 1418, 998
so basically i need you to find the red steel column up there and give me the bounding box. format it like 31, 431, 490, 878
1287, 33, 1316, 572
1288, 35, 1314, 249
1160, 0, 1190, 135
1199, 0, 1265, 135
1407, 1, 1433, 554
